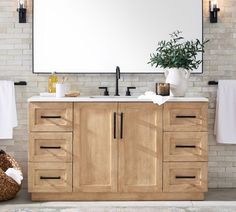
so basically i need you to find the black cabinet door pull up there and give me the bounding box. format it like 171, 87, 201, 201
176, 115, 196, 119
40, 146, 61, 149
120, 112, 123, 139
41, 115, 61, 119
40, 176, 61, 180
114, 112, 116, 139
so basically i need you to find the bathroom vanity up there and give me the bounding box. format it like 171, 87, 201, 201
28, 96, 208, 201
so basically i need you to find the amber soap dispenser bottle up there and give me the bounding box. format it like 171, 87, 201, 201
48, 72, 58, 93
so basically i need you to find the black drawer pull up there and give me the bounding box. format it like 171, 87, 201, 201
40, 146, 61, 149
175, 176, 196, 179
41, 115, 62, 119
175, 145, 196, 148
176, 115, 196, 119
120, 112, 124, 139
40, 176, 61, 180
114, 112, 117, 139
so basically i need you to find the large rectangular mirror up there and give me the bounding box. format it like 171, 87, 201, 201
33, 0, 203, 73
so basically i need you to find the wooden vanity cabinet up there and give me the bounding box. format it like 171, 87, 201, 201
28, 100, 208, 201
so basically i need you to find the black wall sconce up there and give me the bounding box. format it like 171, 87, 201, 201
209, 0, 220, 23
17, 0, 27, 23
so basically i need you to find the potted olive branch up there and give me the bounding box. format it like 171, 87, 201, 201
148, 31, 208, 96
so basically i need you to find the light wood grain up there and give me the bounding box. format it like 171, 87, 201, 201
73, 103, 118, 192
163, 132, 208, 162
163, 162, 208, 193
163, 103, 208, 132
29, 102, 73, 131
28, 101, 208, 201
28, 162, 72, 193
31, 192, 204, 201
118, 103, 163, 192
29, 132, 72, 162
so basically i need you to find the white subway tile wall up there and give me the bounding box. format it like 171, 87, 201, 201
0, 0, 235, 189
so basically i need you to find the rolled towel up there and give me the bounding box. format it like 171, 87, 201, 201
5, 168, 23, 185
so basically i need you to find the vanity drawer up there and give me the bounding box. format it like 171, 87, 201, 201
29, 132, 72, 162
28, 163, 72, 193
163, 162, 207, 193
29, 103, 73, 132
163, 132, 208, 162
163, 103, 208, 132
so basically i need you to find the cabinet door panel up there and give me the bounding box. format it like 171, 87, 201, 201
118, 103, 162, 192
73, 103, 118, 192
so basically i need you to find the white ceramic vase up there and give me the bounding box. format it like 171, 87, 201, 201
165, 68, 190, 97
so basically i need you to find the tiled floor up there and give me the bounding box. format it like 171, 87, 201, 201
1, 189, 236, 211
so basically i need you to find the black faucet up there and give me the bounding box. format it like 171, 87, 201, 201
115, 66, 120, 96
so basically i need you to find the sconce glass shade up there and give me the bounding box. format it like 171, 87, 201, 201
17, 0, 26, 9
210, 0, 217, 11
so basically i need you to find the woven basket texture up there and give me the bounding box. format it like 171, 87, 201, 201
0, 150, 22, 201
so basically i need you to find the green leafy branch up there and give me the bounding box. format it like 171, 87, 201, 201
148, 31, 209, 70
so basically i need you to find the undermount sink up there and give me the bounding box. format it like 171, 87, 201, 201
89, 96, 137, 99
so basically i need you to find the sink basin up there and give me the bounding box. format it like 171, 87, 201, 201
90, 96, 137, 99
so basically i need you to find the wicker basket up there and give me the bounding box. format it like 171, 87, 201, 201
0, 150, 22, 201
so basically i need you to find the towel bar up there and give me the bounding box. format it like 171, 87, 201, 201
14, 81, 27, 86
208, 81, 218, 85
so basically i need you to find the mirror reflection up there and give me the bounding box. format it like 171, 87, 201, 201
33, 0, 203, 73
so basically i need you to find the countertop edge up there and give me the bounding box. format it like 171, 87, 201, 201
27, 96, 209, 103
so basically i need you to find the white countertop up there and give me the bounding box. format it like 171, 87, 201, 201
28, 96, 208, 102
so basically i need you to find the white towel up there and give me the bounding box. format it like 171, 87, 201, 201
214, 80, 236, 144
5, 168, 23, 185
0, 81, 18, 139
138, 91, 170, 105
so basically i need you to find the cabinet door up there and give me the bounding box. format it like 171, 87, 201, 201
73, 103, 118, 192
118, 103, 162, 192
